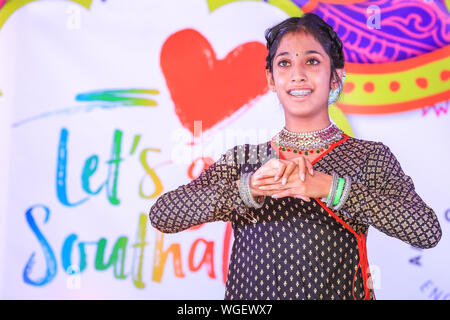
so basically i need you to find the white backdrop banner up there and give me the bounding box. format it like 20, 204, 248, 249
0, 0, 449, 299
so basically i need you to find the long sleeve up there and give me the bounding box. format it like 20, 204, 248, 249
148, 145, 254, 233
338, 142, 442, 249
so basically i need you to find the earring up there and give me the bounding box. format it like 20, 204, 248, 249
328, 69, 346, 106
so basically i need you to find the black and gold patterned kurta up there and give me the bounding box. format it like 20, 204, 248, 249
148, 134, 442, 300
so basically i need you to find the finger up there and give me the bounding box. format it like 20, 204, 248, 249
257, 183, 289, 192
271, 190, 289, 199
273, 161, 287, 182
252, 168, 277, 181
281, 161, 296, 185
295, 157, 306, 182
250, 178, 281, 197
259, 189, 282, 197
293, 194, 311, 202
305, 158, 314, 176
252, 176, 281, 186
252, 169, 271, 180
253, 160, 281, 179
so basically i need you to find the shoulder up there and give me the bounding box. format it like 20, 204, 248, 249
343, 134, 381, 149
344, 135, 394, 156
222, 141, 273, 166
344, 135, 400, 172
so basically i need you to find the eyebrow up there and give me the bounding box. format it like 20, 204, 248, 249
275, 50, 323, 58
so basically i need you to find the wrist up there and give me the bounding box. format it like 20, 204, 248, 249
248, 174, 263, 199
237, 179, 260, 199
239, 173, 264, 208
322, 174, 333, 199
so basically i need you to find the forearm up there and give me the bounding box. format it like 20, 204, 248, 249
149, 179, 242, 233
338, 182, 442, 249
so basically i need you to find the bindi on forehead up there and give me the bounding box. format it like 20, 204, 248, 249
275, 50, 324, 59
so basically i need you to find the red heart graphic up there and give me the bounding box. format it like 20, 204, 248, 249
160, 28, 268, 136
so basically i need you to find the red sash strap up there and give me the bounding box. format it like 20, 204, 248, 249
317, 201, 374, 300
275, 133, 375, 300
354, 233, 372, 300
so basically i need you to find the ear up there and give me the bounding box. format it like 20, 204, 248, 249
331, 68, 345, 89
266, 69, 276, 92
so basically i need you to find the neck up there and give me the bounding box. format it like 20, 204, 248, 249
284, 113, 331, 133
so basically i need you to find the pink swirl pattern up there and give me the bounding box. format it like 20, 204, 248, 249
307, 0, 450, 63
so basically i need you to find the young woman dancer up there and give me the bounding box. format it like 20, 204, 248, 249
149, 13, 441, 300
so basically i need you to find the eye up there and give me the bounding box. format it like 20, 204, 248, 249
278, 59, 290, 67
306, 58, 320, 66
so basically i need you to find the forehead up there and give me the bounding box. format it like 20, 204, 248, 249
276, 31, 325, 56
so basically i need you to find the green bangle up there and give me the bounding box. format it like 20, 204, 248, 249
333, 177, 345, 206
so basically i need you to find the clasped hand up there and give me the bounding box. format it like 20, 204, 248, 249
249, 157, 332, 202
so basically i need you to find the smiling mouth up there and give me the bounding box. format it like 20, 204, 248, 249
287, 89, 312, 98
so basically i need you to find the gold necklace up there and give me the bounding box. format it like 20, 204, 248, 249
272, 123, 343, 155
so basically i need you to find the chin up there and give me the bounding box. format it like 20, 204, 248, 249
284, 105, 317, 117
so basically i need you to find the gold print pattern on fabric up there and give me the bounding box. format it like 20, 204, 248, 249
148, 136, 441, 300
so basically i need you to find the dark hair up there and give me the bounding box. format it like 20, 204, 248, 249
264, 13, 345, 92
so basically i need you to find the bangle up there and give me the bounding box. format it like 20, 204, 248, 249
239, 173, 264, 208
333, 175, 352, 211
333, 177, 345, 206
246, 173, 264, 208
326, 172, 339, 208
239, 173, 251, 205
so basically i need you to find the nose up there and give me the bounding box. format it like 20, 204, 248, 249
290, 64, 307, 83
